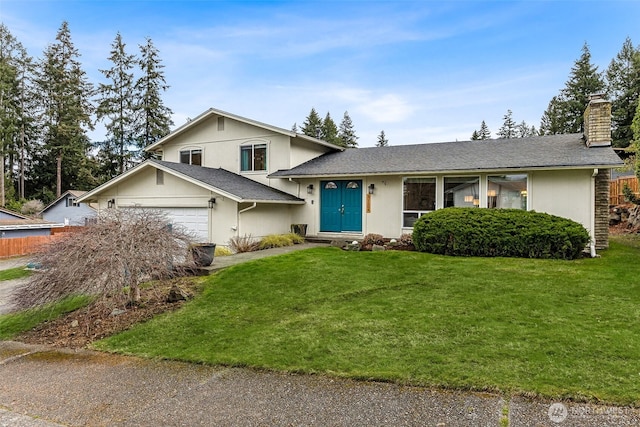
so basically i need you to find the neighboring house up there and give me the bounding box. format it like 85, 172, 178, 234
40, 190, 97, 226
0, 207, 62, 238
79, 95, 623, 254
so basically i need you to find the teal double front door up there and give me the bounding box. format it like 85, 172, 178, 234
320, 180, 363, 232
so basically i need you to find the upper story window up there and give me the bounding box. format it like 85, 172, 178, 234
66, 197, 79, 207
180, 149, 202, 166
240, 143, 267, 172
487, 174, 527, 210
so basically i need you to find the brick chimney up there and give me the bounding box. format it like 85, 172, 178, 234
583, 93, 611, 147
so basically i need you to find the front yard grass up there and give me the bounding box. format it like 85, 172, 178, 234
93, 235, 639, 405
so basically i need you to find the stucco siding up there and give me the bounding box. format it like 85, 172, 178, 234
101, 167, 211, 209
237, 203, 293, 239
529, 169, 593, 236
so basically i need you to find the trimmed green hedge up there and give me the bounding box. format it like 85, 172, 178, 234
412, 208, 590, 259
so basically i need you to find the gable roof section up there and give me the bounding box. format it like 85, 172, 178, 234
269, 134, 623, 178
0, 207, 29, 220
78, 160, 304, 204
40, 190, 95, 213
144, 107, 344, 153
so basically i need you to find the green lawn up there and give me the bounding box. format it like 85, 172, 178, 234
0, 266, 31, 282
93, 235, 638, 405
0, 265, 91, 340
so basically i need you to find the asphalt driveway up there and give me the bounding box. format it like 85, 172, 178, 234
1, 341, 640, 427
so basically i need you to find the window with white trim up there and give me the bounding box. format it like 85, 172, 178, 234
240, 144, 267, 172
487, 174, 527, 209
403, 177, 436, 227
180, 149, 202, 166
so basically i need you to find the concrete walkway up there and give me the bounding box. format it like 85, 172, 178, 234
2, 245, 640, 426
204, 242, 328, 272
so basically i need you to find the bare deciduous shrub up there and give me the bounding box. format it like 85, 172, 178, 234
21, 199, 44, 216
12, 209, 198, 310
228, 234, 259, 253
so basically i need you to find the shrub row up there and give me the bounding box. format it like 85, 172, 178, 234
412, 208, 590, 260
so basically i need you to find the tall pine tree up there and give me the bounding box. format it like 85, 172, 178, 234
540, 43, 605, 134
338, 111, 358, 148
96, 32, 137, 180
136, 37, 173, 156
606, 37, 640, 148
0, 25, 21, 206
320, 112, 340, 145
301, 107, 322, 139
34, 22, 95, 200
471, 120, 491, 140
376, 130, 388, 146
497, 110, 517, 139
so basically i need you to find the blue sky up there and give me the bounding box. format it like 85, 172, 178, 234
2, 0, 640, 147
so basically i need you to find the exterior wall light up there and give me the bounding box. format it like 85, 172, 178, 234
307, 184, 314, 194
107, 199, 115, 208
368, 183, 375, 194
208, 197, 217, 208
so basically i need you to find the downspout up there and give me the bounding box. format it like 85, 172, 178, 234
237, 202, 257, 237
590, 168, 598, 257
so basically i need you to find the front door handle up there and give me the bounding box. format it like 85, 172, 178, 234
340, 204, 345, 214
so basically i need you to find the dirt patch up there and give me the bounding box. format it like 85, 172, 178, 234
17, 278, 203, 349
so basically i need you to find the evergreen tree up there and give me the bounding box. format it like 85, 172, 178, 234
540, 43, 605, 134
471, 120, 491, 140
0, 26, 20, 206
516, 120, 537, 138
606, 37, 640, 148
478, 120, 491, 140
301, 107, 322, 139
34, 21, 95, 200
0, 24, 37, 205
338, 111, 358, 148
135, 37, 173, 156
320, 112, 339, 145
291, 122, 298, 133
96, 32, 137, 179
376, 130, 388, 146
540, 95, 571, 135
497, 110, 517, 139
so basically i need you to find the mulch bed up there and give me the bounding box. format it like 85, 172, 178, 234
17, 278, 201, 349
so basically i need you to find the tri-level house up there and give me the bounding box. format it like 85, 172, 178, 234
79, 94, 622, 255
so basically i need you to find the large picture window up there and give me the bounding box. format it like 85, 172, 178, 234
444, 176, 479, 208
240, 144, 267, 172
180, 149, 202, 166
487, 174, 527, 209
403, 177, 436, 227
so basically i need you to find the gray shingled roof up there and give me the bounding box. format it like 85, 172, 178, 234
269, 134, 623, 177
152, 160, 304, 203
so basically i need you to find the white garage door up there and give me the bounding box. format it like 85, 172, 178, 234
163, 207, 209, 242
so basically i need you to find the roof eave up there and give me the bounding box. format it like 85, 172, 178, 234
269, 163, 624, 179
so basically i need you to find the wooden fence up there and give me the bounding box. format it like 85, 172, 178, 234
610, 176, 639, 205
0, 235, 59, 259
